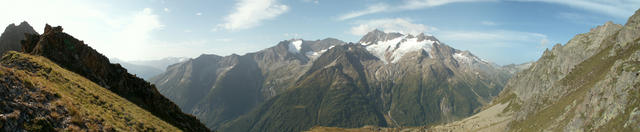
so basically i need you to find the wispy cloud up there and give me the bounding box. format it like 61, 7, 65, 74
0, 0, 211, 60
400, 0, 496, 10
481, 20, 498, 26
437, 30, 550, 64
338, 0, 493, 20
217, 0, 289, 31
163, 8, 170, 12
338, 3, 389, 20
514, 0, 640, 18
302, 0, 319, 4
215, 38, 233, 42
196, 12, 203, 16
349, 18, 437, 35
339, 0, 639, 21
439, 30, 548, 47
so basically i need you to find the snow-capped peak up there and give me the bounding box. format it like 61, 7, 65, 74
362, 32, 439, 63
288, 40, 303, 53
453, 51, 489, 65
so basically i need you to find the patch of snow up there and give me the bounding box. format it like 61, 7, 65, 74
288, 40, 303, 53
454, 52, 473, 64
365, 35, 435, 63
306, 45, 335, 59
360, 42, 370, 45
454, 52, 489, 65
389, 37, 433, 63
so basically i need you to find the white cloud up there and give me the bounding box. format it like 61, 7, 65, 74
350, 18, 437, 35
338, 3, 389, 20
215, 38, 233, 42
163, 8, 170, 12
437, 30, 550, 64
302, 0, 319, 4
481, 20, 498, 26
438, 30, 548, 47
401, 0, 496, 10
339, 0, 492, 20
0, 0, 182, 61
339, 0, 639, 20
196, 12, 203, 16
539, 38, 550, 48
217, 0, 289, 30
513, 0, 640, 18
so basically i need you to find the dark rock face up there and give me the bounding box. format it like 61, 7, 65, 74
21, 24, 210, 131
358, 29, 403, 45
0, 21, 37, 55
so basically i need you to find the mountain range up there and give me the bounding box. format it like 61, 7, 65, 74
311, 8, 640, 132
109, 57, 188, 80
152, 29, 513, 131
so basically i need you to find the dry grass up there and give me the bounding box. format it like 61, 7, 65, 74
1, 51, 181, 131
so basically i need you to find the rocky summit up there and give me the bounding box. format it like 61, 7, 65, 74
0, 21, 37, 55
19, 24, 210, 131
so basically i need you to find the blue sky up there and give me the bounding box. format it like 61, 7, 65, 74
1, 0, 639, 65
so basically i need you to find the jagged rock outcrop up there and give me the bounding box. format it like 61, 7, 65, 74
20, 24, 210, 131
0, 21, 37, 55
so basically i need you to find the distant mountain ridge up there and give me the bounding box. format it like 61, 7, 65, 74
109, 58, 164, 80
152, 30, 512, 131
151, 38, 347, 129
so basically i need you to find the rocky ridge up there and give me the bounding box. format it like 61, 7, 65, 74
20, 24, 210, 131
0, 51, 181, 131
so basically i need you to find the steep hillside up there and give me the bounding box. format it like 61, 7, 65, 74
0, 51, 180, 131
0, 21, 37, 55
20, 24, 210, 131
219, 31, 511, 131
501, 9, 640, 132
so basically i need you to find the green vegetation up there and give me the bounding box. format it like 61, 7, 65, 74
0, 51, 180, 131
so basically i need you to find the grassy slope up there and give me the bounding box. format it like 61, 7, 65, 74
508, 36, 640, 131
1, 51, 180, 131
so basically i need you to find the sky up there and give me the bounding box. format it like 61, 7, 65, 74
1, 0, 639, 65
